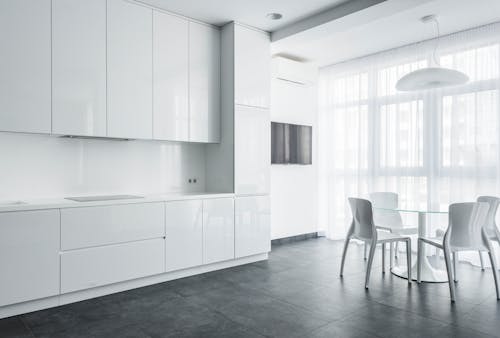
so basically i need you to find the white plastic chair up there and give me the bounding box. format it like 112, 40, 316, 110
477, 196, 500, 270
340, 197, 412, 289
417, 202, 500, 302
368, 192, 418, 268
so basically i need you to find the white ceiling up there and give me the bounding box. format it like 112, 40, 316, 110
139, 0, 348, 31
272, 0, 500, 67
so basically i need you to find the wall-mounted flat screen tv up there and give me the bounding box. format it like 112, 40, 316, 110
271, 122, 312, 165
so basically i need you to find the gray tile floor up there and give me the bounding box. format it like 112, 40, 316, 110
1, 238, 499, 337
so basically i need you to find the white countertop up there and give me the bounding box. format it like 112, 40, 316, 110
0, 192, 235, 213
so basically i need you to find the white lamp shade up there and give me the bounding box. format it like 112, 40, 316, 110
396, 67, 469, 91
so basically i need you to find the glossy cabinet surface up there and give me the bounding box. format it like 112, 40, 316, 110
0, 0, 51, 134
52, 0, 107, 137
234, 25, 270, 108
0, 210, 60, 307
165, 200, 203, 271
203, 198, 235, 264
234, 105, 270, 195
60, 203, 165, 250
235, 195, 271, 258
153, 11, 189, 141
61, 238, 165, 293
189, 22, 221, 143
107, 0, 153, 139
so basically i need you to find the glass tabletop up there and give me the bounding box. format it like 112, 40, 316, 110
374, 207, 448, 214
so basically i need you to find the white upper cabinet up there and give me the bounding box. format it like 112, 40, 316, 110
203, 198, 235, 264
189, 22, 220, 143
235, 105, 270, 195
153, 11, 189, 141
0, 210, 60, 307
234, 25, 270, 109
107, 0, 153, 139
0, 0, 51, 134
52, 0, 107, 137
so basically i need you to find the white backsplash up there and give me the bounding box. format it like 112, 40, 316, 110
0, 133, 206, 200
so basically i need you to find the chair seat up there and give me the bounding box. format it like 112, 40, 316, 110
376, 230, 410, 242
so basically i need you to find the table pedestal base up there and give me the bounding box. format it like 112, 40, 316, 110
391, 256, 448, 283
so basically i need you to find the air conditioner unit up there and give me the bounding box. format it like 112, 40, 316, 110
272, 56, 315, 85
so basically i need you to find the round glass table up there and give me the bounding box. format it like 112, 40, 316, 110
374, 207, 449, 283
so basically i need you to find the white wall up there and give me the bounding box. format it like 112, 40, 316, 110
270, 61, 319, 239
0, 133, 206, 200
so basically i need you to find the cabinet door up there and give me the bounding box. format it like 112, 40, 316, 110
107, 0, 153, 139
203, 198, 234, 264
165, 200, 203, 271
61, 238, 165, 293
0, 210, 60, 307
234, 25, 270, 108
235, 105, 270, 195
60, 203, 165, 250
0, 0, 51, 134
235, 196, 270, 258
189, 22, 220, 143
153, 11, 189, 141
52, 0, 107, 137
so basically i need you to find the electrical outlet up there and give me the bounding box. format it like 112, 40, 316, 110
193, 178, 197, 183
188, 179, 192, 183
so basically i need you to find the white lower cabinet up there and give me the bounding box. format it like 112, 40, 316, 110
203, 198, 234, 264
0, 210, 60, 307
60, 203, 164, 250
60, 238, 165, 294
165, 200, 203, 272
235, 195, 271, 258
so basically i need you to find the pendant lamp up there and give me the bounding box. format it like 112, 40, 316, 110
395, 15, 468, 91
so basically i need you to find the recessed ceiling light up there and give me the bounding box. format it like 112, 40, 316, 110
266, 13, 283, 20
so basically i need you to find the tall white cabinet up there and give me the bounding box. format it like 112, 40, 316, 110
0, 0, 51, 134
52, 0, 107, 137
107, 0, 153, 139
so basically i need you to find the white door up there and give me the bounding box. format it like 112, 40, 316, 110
153, 11, 189, 141
165, 200, 203, 271
107, 0, 153, 139
235, 195, 271, 258
52, 0, 107, 137
0, 210, 60, 307
203, 198, 234, 264
189, 22, 220, 143
0, 0, 51, 134
234, 24, 270, 109
234, 105, 270, 195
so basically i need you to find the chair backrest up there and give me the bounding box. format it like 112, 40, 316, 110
369, 192, 404, 228
477, 196, 500, 235
445, 202, 490, 250
348, 198, 376, 240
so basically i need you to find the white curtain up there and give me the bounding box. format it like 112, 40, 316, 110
318, 23, 500, 266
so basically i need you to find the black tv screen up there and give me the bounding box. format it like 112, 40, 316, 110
271, 122, 312, 164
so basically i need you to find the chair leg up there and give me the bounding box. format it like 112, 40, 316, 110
390, 243, 394, 269
382, 243, 386, 274
452, 252, 458, 282
340, 237, 351, 277
406, 239, 412, 284
417, 239, 423, 283
488, 250, 500, 300
364, 243, 368, 260
365, 242, 377, 289
444, 245, 456, 302
395, 242, 399, 260
479, 251, 485, 271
